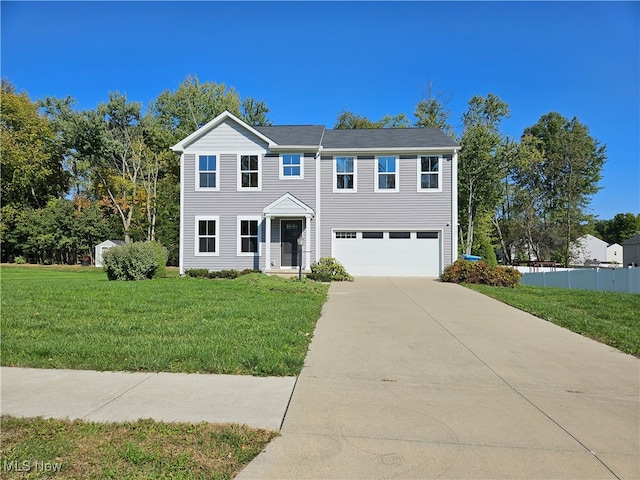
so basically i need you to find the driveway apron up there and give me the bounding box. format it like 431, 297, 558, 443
238, 278, 639, 479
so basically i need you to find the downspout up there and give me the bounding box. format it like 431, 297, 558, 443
178, 152, 185, 275
451, 148, 459, 266
315, 128, 325, 263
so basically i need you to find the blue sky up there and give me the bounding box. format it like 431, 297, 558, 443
2, 1, 638, 220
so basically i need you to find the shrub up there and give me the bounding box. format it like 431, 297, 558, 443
102, 242, 166, 281
15, 256, 26, 264
307, 257, 353, 282
184, 268, 259, 279
185, 268, 209, 278
441, 260, 521, 288
149, 241, 169, 278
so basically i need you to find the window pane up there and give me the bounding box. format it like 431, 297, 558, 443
200, 172, 216, 188
337, 174, 353, 189
291, 166, 300, 176
199, 221, 207, 236
242, 237, 258, 253
207, 238, 216, 252
421, 173, 438, 189
241, 220, 249, 236
362, 232, 383, 239
336, 157, 353, 173
389, 232, 410, 239
199, 156, 207, 171
421, 156, 438, 172
207, 221, 215, 235
417, 231, 438, 239
379, 174, 395, 190
378, 157, 396, 173
249, 220, 258, 236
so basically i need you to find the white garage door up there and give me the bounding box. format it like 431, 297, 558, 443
332, 230, 441, 277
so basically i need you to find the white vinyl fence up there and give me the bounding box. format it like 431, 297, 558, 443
522, 267, 640, 293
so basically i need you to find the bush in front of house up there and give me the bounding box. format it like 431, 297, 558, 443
102, 241, 167, 281
441, 260, 521, 288
306, 257, 354, 282
184, 268, 259, 279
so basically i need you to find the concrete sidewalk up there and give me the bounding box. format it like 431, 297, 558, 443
238, 278, 639, 479
0, 368, 295, 430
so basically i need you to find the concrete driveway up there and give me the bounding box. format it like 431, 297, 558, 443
238, 278, 639, 479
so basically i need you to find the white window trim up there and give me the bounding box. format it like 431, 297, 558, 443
195, 153, 220, 192
194, 215, 220, 256
237, 153, 263, 191
279, 153, 304, 180
237, 216, 262, 257
333, 156, 357, 193
374, 155, 399, 193
417, 155, 443, 193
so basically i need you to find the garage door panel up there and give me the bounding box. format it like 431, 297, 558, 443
333, 231, 440, 277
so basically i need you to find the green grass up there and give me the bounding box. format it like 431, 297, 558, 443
1, 265, 328, 376
0, 416, 277, 479
466, 284, 640, 356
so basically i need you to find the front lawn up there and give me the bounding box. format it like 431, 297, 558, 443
0, 416, 276, 479
466, 284, 640, 356
1, 265, 328, 376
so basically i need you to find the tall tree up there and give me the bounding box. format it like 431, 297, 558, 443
594, 213, 640, 245
152, 75, 271, 142
518, 113, 606, 265
413, 82, 455, 138
457, 94, 510, 255
334, 110, 410, 129
0, 80, 68, 209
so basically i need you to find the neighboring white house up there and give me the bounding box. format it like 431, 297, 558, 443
95, 240, 125, 267
571, 234, 607, 265
571, 234, 622, 266
171, 110, 460, 277
606, 242, 623, 264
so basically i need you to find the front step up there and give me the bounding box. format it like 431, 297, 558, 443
264, 269, 310, 279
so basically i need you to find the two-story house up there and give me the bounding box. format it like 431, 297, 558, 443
171, 111, 459, 277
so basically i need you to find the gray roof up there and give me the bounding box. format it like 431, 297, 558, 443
322, 127, 458, 149
622, 234, 640, 245
254, 125, 325, 146
254, 125, 458, 149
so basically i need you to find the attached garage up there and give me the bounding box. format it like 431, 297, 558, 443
332, 230, 441, 277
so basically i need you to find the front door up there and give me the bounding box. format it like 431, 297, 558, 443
281, 220, 303, 268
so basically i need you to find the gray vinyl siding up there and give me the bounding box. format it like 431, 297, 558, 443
182, 143, 317, 271
320, 153, 455, 267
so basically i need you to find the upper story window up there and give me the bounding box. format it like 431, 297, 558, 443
198, 155, 218, 190
195, 216, 219, 256
419, 155, 441, 191
376, 156, 398, 192
280, 154, 303, 179
239, 154, 261, 190
334, 156, 356, 192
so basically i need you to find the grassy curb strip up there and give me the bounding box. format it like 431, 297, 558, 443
0, 416, 276, 479
466, 284, 640, 357
1, 266, 328, 376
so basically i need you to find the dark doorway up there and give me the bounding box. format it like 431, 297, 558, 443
281, 220, 303, 267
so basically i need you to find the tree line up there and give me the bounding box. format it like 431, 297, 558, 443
1, 78, 636, 267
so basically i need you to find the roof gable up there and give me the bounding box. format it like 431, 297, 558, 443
171, 111, 275, 152
263, 193, 314, 217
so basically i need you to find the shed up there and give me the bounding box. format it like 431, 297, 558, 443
95, 240, 125, 267
622, 235, 640, 266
